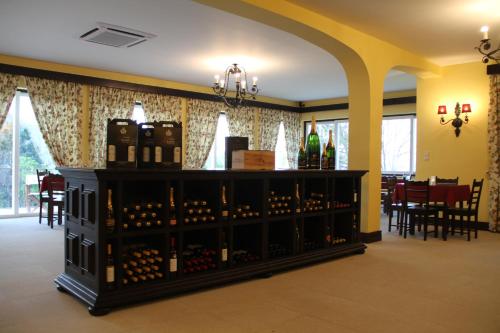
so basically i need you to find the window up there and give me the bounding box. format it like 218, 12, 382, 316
204, 113, 229, 170
305, 119, 349, 170
275, 122, 289, 169
381, 115, 416, 174
0, 91, 56, 217
131, 102, 146, 123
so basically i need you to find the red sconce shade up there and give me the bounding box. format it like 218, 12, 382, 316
437, 105, 447, 115
461, 104, 471, 113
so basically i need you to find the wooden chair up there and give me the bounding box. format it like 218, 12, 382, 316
435, 177, 459, 185
40, 173, 65, 228
37, 169, 50, 224
385, 176, 404, 232
445, 179, 483, 241
25, 174, 39, 212
402, 180, 439, 240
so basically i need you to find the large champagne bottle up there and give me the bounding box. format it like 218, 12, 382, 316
306, 116, 320, 169
297, 137, 307, 169
326, 129, 336, 170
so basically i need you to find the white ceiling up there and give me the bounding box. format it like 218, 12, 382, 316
0, 0, 493, 102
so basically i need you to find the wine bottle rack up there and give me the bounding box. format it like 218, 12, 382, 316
56, 168, 366, 315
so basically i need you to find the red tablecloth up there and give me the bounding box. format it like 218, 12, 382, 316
40, 175, 64, 192
393, 183, 470, 207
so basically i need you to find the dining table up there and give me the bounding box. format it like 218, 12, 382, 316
392, 183, 471, 240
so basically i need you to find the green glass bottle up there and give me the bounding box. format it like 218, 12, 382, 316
297, 137, 307, 169
306, 116, 320, 169
321, 143, 328, 169
326, 129, 336, 170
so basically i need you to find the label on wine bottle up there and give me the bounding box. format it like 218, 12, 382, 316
106, 265, 115, 283
174, 147, 181, 163
154, 146, 162, 163
222, 248, 228, 262
128, 145, 136, 162
108, 145, 116, 162
169, 258, 177, 272
222, 210, 228, 217
143, 147, 150, 162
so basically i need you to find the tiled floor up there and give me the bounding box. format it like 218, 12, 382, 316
0, 215, 499, 332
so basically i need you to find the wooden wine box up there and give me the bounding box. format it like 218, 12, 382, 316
232, 150, 275, 170
106, 119, 138, 168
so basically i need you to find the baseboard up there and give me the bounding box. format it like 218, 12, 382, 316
477, 221, 490, 231
360, 231, 382, 243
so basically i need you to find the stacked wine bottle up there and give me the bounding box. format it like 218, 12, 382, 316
232, 204, 260, 220
303, 192, 325, 212
122, 202, 163, 230
333, 201, 351, 209
232, 249, 260, 264
122, 246, 164, 285
332, 237, 347, 245
182, 244, 217, 274
268, 191, 292, 216
183, 199, 216, 224
303, 239, 322, 251
268, 243, 290, 258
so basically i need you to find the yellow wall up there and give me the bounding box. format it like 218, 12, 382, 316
417, 62, 490, 221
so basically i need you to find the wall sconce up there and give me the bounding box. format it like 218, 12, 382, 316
437, 102, 471, 137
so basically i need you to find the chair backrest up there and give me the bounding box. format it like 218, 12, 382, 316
46, 174, 64, 197
436, 177, 459, 185
403, 180, 430, 207
467, 178, 483, 213
36, 169, 49, 190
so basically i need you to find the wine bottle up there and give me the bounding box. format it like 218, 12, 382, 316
295, 184, 301, 213
326, 223, 332, 245
105, 243, 115, 288
321, 143, 328, 169
169, 187, 177, 226
326, 129, 336, 170
306, 115, 321, 169
221, 232, 228, 263
221, 185, 229, 220
169, 237, 177, 273
105, 189, 115, 232
297, 137, 307, 169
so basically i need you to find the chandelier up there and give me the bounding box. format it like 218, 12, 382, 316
213, 64, 259, 108
476, 26, 499, 64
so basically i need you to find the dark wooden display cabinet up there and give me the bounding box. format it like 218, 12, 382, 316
55, 169, 367, 315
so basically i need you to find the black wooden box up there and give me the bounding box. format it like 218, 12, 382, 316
152, 121, 182, 169
106, 119, 138, 168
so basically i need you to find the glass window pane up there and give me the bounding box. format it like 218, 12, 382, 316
18, 93, 56, 214
204, 113, 229, 170
275, 122, 289, 169
0, 104, 14, 216
335, 120, 349, 170
381, 117, 412, 173
132, 103, 146, 123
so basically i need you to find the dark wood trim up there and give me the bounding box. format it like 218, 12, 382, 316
360, 230, 382, 243
0, 63, 299, 112
476, 221, 490, 231
486, 63, 500, 75
301, 96, 416, 113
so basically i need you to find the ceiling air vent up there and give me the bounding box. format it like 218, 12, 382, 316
80, 22, 156, 48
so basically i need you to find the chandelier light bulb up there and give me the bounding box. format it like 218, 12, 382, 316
252, 76, 258, 85
214, 74, 220, 84
241, 80, 246, 90
219, 79, 225, 87
235, 72, 241, 83
480, 26, 489, 40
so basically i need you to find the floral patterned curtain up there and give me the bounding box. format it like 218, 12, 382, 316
138, 92, 182, 123
227, 106, 256, 149
0, 73, 22, 129
259, 108, 282, 151
185, 99, 222, 169
25, 77, 83, 167
282, 110, 301, 168
488, 74, 500, 232
88, 86, 135, 168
